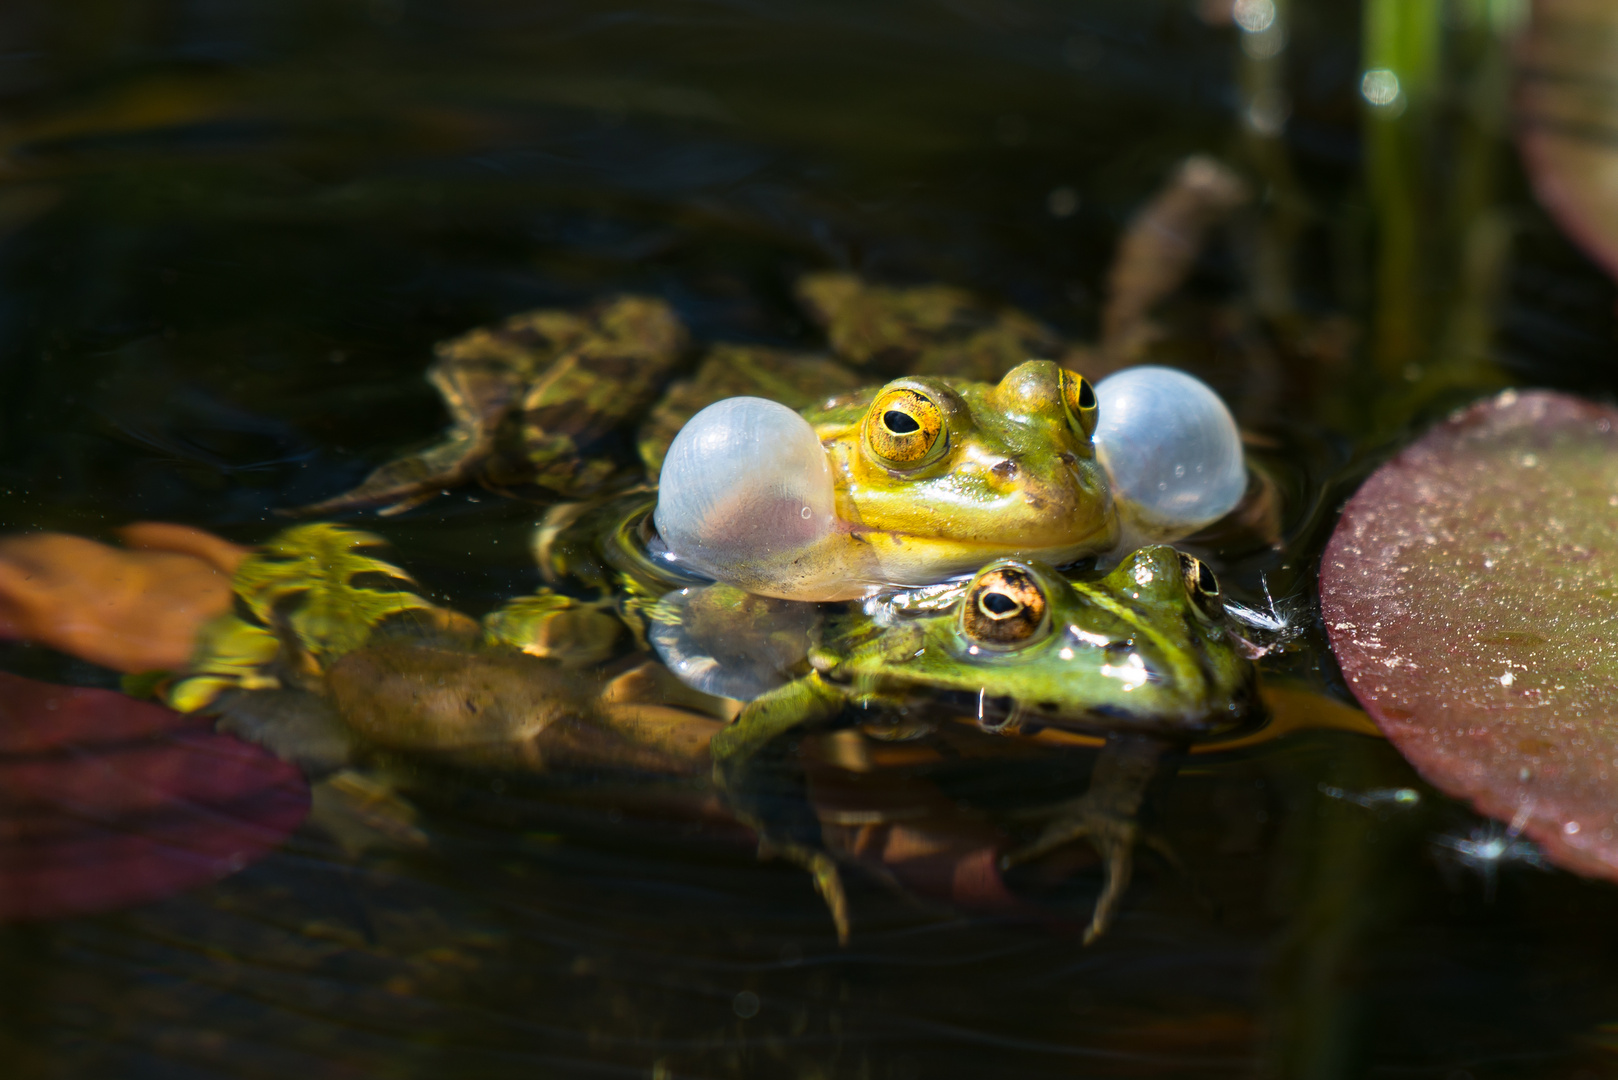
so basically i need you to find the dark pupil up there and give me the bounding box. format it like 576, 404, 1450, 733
884, 409, 920, 434
1076, 378, 1096, 409
981, 591, 1019, 615
1196, 561, 1218, 595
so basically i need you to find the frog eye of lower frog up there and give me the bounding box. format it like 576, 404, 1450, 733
962, 566, 1049, 645
865, 387, 945, 467
1177, 552, 1224, 622
1060, 370, 1098, 438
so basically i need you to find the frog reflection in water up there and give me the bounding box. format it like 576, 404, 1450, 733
673, 544, 1256, 943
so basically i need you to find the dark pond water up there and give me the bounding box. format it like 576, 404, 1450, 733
4, 1, 1618, 1077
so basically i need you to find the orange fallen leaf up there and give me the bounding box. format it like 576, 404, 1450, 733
0, 525, 248, 673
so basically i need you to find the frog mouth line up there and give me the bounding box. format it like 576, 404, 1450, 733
844, 525, 1112, 552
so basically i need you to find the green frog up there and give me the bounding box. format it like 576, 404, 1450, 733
677, 544, 1255, 944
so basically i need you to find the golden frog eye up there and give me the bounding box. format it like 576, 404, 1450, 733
962, 565, 1049, 646
864, 387, 945, 467
1178, 552, 1224, 623
1060, 369, 1098, 438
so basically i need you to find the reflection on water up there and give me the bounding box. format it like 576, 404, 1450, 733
2, 1, 1618, 1077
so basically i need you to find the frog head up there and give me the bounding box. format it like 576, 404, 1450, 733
653, 360, 1121, 601
807, 360, 1118, 591
826, 546, 1253, 737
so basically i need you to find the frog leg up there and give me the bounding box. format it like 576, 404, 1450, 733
297, 354, 525, 516
299, 428, 494, 516
1001, 733, 1167, 945
711, 673, 853, 943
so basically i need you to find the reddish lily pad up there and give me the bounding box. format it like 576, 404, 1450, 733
1322, 390, 1618, 880
0, 672, 308, 920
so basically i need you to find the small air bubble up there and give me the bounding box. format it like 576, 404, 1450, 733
733, 991, 761, 1019
800, 505, 812, 519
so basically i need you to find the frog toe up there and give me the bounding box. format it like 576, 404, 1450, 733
757, 836, 851, 944
1000, 797, 1140, 945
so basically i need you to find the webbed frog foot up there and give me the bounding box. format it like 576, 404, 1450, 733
1000, 733, 1169, 944
1000, 795, 1179, 945
710, 674, 854, 942
295, 427, 491, 517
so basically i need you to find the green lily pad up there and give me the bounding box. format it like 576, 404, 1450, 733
1322, 390, 1618, 880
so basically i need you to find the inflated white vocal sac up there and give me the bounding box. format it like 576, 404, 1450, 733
1092, 366, 1245, 542
653, 396, 838, 590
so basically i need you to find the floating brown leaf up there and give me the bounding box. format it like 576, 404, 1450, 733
0, 525, 247, 673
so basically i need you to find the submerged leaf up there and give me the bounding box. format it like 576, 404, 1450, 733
0, 672, 307, 920
1321, 390, 1618, 881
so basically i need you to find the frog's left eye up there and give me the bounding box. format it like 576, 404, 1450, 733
962, 566, 1049, 646
1178, 553, 1224, 623
864, 387, 945, 468
1060, 370, 1098, 438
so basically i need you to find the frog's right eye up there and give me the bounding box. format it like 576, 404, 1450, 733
864, 387, 945, 468
1060, 370, 1098, 438
1177, 552, 1224, 623
962, 565, 1049, 646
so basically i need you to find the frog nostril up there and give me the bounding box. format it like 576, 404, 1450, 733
991, 458, 1018, 480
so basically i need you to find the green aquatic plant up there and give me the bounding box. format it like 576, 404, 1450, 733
166, 615, 282, 714
231, 523, 432, 660
168, 524, 432, 712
